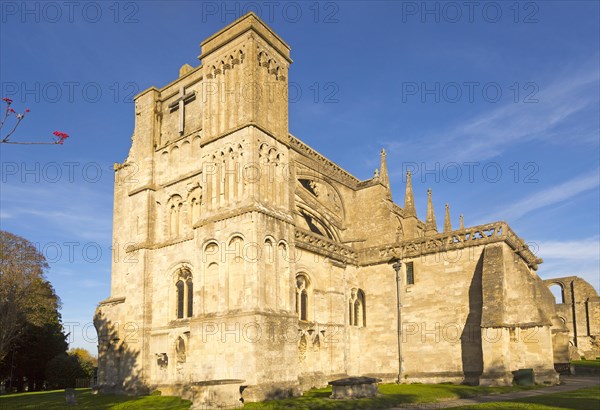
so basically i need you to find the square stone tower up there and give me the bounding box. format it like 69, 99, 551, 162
95, 13, 300, 403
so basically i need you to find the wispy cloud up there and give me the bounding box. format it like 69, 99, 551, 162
536, 236, 600, 261
385, 66, 599, 163
535, 236, 600, 293
487, 169, 599, 222
76, 279, 106, 289
0, 182, 112, 243
0, 210, 14, 219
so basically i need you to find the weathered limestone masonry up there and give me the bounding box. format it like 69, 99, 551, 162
543, 276, 600, 361
95, 12, 563, 405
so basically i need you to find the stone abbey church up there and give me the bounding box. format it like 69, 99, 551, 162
95, 12, 591, 406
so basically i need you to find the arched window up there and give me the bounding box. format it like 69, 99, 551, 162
186, 278, 193, 317
300, 290, 308, 321
349, 288, 366, 327
167, 195, 184, 237
228, 236, 245, 309
549, 283, 565, 304
175, 269, 193, 319
264, 239, 276, 308
176, 280, 185, 319
357, 289, 366, 327
296, 274, 309, 321
188, 187, 202, 226
354, 300, 360, 326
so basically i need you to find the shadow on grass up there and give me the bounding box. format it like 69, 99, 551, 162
243, 383, 539, 410
0, 388, 191, 409
452, 386, 600, 409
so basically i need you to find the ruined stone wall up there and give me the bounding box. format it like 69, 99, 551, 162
544, 276, 600, 359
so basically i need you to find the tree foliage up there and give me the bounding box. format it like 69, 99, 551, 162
44, 349, 97, 389
68, 348, 98, 378
44, 353, 84, 389
0, 230, 68, 390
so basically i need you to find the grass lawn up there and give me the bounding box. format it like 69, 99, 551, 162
0, 383, 549, 410
572, 359, 600, 368
452, 386, 600, 409
0, 388, 191, 409
244, 383, 539, 409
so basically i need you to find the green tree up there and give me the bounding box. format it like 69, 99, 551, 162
0, 230, 68, 390
68, 348, 97, 378
45, 353, 86, 389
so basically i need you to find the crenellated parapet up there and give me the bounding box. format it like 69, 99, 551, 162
359, 221, 542, 269
294, 228, 357, 264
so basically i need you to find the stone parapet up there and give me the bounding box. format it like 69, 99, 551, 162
358, 221, 542, 269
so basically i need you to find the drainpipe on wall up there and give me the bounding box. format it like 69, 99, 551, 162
343, 266, 348, 375
392, 259, 403, 383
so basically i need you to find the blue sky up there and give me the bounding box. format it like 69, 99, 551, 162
1, 1, 598, 353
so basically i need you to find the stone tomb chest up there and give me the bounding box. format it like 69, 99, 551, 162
328, 377, 382, 399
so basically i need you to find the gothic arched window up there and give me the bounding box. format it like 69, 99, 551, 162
186, 278, 193, 317
349, 288, 366, 327
176, 280, 185, 319
175, 269, 193, 319
296, 274, 309, 321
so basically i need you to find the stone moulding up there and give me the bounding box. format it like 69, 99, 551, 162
98, 296, 126, 306
359, 221, 542, 269
154, 127, 202, 152
289, 135, 361, 187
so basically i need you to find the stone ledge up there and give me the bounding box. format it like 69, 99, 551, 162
98, 296, 126, 306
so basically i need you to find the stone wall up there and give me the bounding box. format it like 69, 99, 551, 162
543, 276, 600, 360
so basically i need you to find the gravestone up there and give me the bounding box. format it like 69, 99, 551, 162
65, 388, 77, 405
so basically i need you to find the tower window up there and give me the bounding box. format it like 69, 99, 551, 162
175, 269, 193, 319
406, 262, 415, 285
176, 280, 185, 319
296, 274, 309, 321
186, 278, 193, 317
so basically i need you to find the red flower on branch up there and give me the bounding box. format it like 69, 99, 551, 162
52, 131, 69, 144
1, 96, 68, 145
